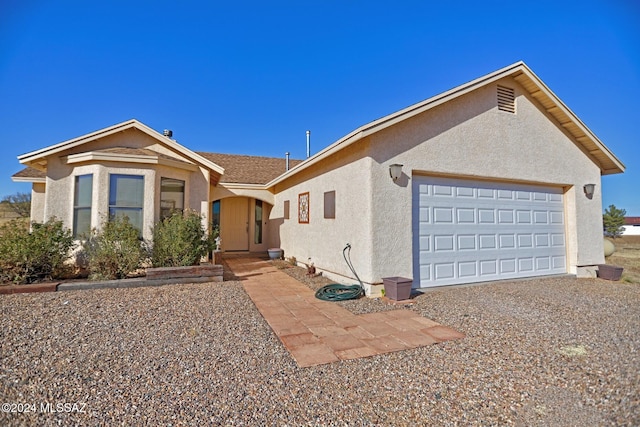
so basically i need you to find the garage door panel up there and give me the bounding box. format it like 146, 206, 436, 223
552, 256, 566, 269
458, 235, 476, 250
434, 263, 455, 279
413, 176, 567, 288
434, 235, 454, 251
498, 234, 516, 249
458, 261, 477, 277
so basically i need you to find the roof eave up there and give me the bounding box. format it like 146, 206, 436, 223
18, 119, 226, 176
11, 176, 45, 184
268, 61, 625, 186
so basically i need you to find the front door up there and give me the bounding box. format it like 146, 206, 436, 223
221, 197, 249, 251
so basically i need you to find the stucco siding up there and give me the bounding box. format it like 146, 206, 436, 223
34, 127, 214, 241
365, 77, 604, 282
272, 141, 375, 285
30, 183, 46, 224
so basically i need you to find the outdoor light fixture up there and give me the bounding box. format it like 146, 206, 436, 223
389, 164, 403, 182
583, 183, 596, 199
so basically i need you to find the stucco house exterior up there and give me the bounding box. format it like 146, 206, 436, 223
13, 62, 624, 295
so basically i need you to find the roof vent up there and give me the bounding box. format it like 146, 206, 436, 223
163, 129, 173, 138
497, 85, 515, 113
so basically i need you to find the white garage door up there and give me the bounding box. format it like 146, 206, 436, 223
412, 176, 566, 288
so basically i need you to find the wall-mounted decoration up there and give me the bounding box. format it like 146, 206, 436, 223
298, 192, 309, 223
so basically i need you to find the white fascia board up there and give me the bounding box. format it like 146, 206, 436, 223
11, 176, 45, 183
18, 119, 139, 163
219, 182, 269, 190
65, 152, 158, 165
64, 151, 199, 171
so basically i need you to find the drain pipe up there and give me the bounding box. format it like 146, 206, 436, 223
285, 152, 290, 171
306, 130, 311, 158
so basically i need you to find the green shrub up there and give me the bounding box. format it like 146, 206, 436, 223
0, 218, 75, 284
83, 216, 147, 280
151, 210, 215, 267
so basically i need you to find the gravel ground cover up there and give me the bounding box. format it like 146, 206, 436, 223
1, 261, 638, 426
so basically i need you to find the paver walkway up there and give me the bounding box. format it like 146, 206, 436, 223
226, 257, 465, 367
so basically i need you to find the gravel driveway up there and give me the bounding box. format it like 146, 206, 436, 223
1, 264, 638, 426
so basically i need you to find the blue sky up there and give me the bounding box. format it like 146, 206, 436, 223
1, 1, 638, 214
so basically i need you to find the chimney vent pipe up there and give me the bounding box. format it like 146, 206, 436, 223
285, 152, 290, 171
306, 130, 311, 158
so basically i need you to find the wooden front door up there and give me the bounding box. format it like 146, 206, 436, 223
221, 197, 249, 251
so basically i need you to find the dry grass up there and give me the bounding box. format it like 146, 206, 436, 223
605, 235, 640, 284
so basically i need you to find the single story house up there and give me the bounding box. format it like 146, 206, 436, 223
622, 217, 640, 236
13, 62, 625, 295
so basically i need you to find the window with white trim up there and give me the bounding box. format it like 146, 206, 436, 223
109, 174, 144, 232
73, 174, 93, 238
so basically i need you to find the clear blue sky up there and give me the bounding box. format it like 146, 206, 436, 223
1, 1, 638, 214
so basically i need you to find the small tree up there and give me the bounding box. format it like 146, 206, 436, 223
83, 216, 147, 280
603, 204, 626, 238
1, 192, 31, 218
151, 210, 214, 267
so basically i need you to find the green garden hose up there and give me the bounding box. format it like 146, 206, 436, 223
315, 244, 364, 301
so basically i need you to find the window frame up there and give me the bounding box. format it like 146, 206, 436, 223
324, 190, 336, 219
160, 177, 185, 220
73, 174, 93, 238
108, 173, 144, 233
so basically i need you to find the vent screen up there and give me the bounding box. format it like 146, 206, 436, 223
497, 85, 515, 113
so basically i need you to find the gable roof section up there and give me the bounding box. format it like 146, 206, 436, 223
268, 61, 624, 187
197, 152, 303, 185
11, 166, 46, 183
17, 119, 225, 176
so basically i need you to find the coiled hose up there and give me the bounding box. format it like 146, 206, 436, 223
315, 243, 364, 301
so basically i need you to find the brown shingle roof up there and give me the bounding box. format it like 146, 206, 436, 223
197, 152, 302, 184
12, 151, 302, 186
12, 167, 45, 180
624, 217, 640, 225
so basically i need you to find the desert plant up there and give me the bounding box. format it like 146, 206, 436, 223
151, 210, 215, 267
83, 215, 147, 280
603, 204, 626, 238
1, 192, 31, 218
0, 218, 75, 284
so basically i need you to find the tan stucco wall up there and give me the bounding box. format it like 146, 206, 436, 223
271, 141, 375, 285
30, 183, 46, 223
273, 76, 605, 291
365, 77, 604, 281
38, 128, 212, 241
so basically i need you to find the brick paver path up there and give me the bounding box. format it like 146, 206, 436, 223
226, 257, 465, 367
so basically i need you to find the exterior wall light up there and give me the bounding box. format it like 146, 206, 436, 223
583, 183, 596, 199
389, 164, 403, 182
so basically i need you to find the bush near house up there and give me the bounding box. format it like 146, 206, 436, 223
82, 216, 148, 280
0, 218, 76, 284
151, 210, 216, 267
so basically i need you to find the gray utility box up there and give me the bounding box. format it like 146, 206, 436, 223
382, 276, 413, 301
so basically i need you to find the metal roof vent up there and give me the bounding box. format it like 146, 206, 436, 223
497, 85, 515, 113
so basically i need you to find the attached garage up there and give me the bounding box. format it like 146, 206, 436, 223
265, 62, 624, 296
412, 176, 567, 287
